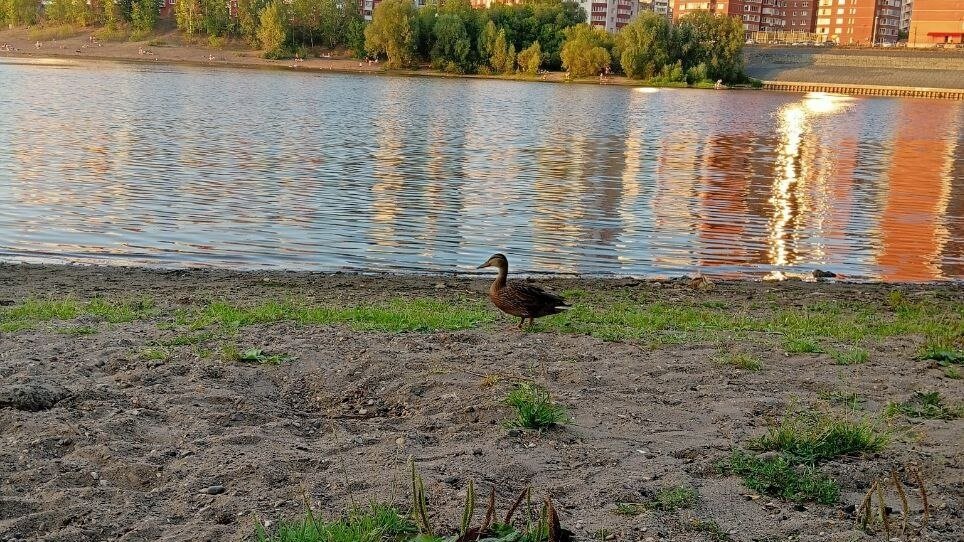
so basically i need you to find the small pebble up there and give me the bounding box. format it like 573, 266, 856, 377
200, 485, 225, 495
395, 437, 405, 446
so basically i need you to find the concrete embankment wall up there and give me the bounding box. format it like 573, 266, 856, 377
744, 47, 964, 91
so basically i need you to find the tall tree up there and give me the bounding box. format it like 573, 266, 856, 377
236, 0, 266, 45
130, 0, 156, 33
175, 0, 203, 34
202, 0, 230, 37
615, 12, 671, 79
416, 1, 438, 59
560, 22, 612, 77
3, 0, 39, 25
46, 0, 72, 23
674, 11, 744, 83
430, 12, 472, 72
516, 40, 542, 75
489, 27, 514, 73
341, 1, 366, 58
101, 0, 123, 29
257, 0, 288, 57
477, 19, 497, 64
364, 0, 419, 68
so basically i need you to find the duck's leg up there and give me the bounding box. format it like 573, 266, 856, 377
518, 316, 526, 329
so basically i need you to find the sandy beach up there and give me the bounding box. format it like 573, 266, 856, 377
0, 263, 961, 541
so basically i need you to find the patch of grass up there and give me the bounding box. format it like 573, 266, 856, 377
191, 299, 493, 332
504, 383, 568, 430
86, 297, 155, 323
3, 298, 80, 321
129, 29, 153, 41
58, 325, 97, 336
547, 292, 963, 345
0, 321, 34, 333
749, 411, 888, 463
717, 350, 763, 371
616, 486, 698, 515
917, 343, 963, 366
885, 391, 962, 420
783, 336, 822, 354
830, 346, 869, 365
94, 25, 129, 41
649, 486, 698, 511
720, 451, 840, 504
28, 24, 83, 41
945, 366, 961, 379
817, 390, 864, 410
0, 297, 154, 327
162, 331, 213, 347
233, 348, 294, 365
255, 504, 416, 542
686, 518, 731, 541
141, 347, 170, 361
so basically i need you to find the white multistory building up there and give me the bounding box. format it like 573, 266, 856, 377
578, 0, 640, 32
899, 0, 913, 33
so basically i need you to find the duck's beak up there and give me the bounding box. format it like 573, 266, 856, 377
476, 261, 491, 269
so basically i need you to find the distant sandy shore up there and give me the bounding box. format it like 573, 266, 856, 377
0, 27, 610, 86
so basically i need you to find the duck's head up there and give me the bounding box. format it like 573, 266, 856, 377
476, 253, 508, 270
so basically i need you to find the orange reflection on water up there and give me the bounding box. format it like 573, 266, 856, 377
877, 101, 956, 281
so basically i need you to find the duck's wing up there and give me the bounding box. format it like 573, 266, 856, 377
506, 282, 570, 308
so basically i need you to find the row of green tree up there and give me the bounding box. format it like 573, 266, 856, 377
363, 0, 746, 82
1, 0, 746, 84
1, 0, 157, 33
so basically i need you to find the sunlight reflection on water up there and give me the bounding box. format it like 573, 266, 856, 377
0, 60, 961, 280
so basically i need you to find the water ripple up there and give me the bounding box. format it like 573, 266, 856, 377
0, 59, 962, 280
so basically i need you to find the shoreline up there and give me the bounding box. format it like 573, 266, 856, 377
1, 263, 961, 540
4, 28, 963, 98
1, 259, 960, 285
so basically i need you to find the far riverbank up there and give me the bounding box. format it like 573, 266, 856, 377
3, 27, 963, 97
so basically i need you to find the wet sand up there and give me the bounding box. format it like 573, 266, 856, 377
0, 263, 961, 541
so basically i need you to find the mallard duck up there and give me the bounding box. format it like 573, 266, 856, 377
476, 253, 570, 329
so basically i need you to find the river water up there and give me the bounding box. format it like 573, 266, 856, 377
1, 58, 961, 280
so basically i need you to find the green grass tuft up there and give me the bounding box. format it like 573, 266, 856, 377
504, 383, 568, 430
945, 366, 961, 379
649, 486, 698, 511
917, 344, 963, 366
817, 390, 864, 411
58, 325, 97, 336
720, 451, 840, 504
783, 336, 822, 354
255, 504, 416, 542
233, 348, 294, 365
162, 331, 214, 347
830, 346, 869, 365
717, 350, 763, 371
749, 411, 888, 464
885, 391, 962, 420
0, 321, 34, 333
686, 518, 731, 541
141, 347, 170, 361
